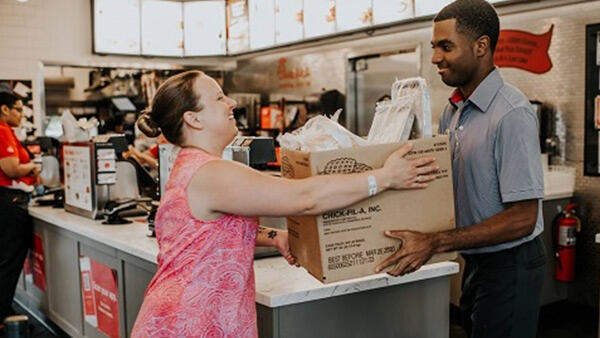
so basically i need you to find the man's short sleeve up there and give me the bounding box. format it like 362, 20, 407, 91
0, 127, 18, 159
494, 107, 544, 203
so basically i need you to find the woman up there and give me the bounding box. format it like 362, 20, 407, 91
131, 71, 438, 337
0, 91, 39, 326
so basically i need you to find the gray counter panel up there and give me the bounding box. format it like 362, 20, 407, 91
258, 276, 450, 338
120, 251, 157, 337
44, 222, 84, 337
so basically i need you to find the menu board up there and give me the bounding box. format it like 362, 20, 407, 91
303, 0, 335, 38
141, 0, 183, 56
373, 0, 414, 25
249, 0, 275, 49
275, 0, 304, 44
335, 0, 372, 32
184, 1, 227, 56
94, 0, 141, 55
64, 145, 93, 212
226, 0, 250, 53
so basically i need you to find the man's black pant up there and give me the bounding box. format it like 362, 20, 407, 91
460, 236, 546, 338
0, 187, 32, 322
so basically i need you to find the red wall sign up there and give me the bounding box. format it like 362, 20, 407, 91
79, 256, 120, 338
494, 25, 554, 74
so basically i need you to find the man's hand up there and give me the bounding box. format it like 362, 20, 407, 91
375, 230, 437, 276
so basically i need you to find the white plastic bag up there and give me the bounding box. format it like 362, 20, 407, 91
278, 110, 367, 152
61, 109, 99, 142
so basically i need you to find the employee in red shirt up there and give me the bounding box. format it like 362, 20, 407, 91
122, 134, 168, 170
0, 91, 39, 325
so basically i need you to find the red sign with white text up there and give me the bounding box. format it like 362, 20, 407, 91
494, 25, 554, 74
32, 234, 46, 292
79, 256, 120, 338
23, 256, 32, 283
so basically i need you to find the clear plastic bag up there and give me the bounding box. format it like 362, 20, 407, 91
367, 96, 414, 144
394, 77, 432, 139
367, 77, 432, 144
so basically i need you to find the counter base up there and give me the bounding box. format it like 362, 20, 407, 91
257, 276, 450, 338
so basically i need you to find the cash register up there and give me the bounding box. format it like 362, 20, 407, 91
63, 134, 154, 223
222, 136, 276, 169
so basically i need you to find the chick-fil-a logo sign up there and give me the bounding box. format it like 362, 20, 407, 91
494, 25, 554, 74
276, 57, 311, 89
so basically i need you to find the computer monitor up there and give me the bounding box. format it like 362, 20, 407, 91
111, 97, 137, 112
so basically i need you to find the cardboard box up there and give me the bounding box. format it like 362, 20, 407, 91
280, 136, 456, 283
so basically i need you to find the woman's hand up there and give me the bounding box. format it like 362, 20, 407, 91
272, 230, 296, 265
29, 163, 41, 176
256, 227, 297, 265
382, 143, 439, 190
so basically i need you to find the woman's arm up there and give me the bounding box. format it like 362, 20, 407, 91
187, 143, 438, 219
0, 157, 38, 178
123, 146, 158, 169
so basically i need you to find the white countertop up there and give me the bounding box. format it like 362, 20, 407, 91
543, 168, 575, 201
29, 205, 159, 262
29, 205, 459, 307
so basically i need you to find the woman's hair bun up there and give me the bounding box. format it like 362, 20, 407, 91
137, 112, 161, 138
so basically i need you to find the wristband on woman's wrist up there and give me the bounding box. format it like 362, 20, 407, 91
368, 174, 377, 196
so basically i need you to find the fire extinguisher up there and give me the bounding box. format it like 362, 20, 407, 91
552, 203, 581, 282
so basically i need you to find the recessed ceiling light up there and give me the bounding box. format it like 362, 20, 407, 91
16, 0, 28, 3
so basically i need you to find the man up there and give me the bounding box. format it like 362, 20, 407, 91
376, 1, 546, 337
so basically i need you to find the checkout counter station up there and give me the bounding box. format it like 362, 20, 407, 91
16, 135, 458, 338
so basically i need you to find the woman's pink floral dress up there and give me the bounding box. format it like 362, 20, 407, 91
132, 148, 258, 338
